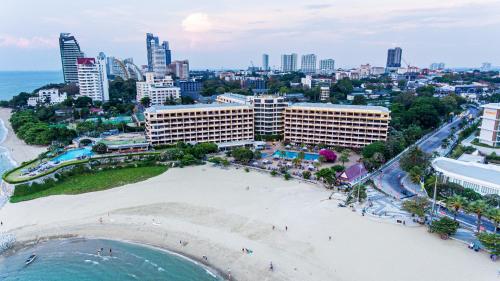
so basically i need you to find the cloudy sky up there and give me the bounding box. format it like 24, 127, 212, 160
1, 0, 499, 70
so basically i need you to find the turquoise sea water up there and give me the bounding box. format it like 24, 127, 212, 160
0, 72, 223, 280
0, 71, 63, 100
0, 238, 223, 281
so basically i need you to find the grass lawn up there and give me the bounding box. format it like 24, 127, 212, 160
10, 165, 168, 203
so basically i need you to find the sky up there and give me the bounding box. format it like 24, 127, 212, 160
1, 0, 500, 71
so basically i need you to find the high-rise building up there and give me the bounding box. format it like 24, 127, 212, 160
169, 60, 190, 80
59, 33, 84, 84
76, 57, 109, 102
319, 59, 335, 75
430, 62, 445, 70
301, 54, 317, 74
262, 54, 269, 71
136, 72, 180, 106
479, 103, 500, 147
281, 53, 298, 72
146, 33, 171, 78
386, 47, 402, 68
481, 62, 492, 72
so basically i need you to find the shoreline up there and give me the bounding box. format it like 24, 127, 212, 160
0, 107, 46, 166
5, 235, 229, 280
2, 165, 497, 281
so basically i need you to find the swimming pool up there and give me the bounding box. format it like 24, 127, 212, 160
272, 150, 320, 161
52, 147, 94, 162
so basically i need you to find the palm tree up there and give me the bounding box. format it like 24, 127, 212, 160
279, 150, 286, 159
446, 195, 466, 221
466, 200, 490, 233
340, 149, 350, 165
486, 208, 500, 233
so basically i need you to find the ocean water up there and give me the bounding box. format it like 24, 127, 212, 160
0, 71, 63, 100
0, 238, 223, 281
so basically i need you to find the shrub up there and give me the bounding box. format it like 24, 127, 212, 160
284, 173, 291, 180
430, 217, 459, 239
302, 171, 311, 179
270, 170, 278, 176
319, 149, 337, 162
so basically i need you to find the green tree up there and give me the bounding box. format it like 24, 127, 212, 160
140, 96, 151, 107
352, 95, 367, 105
400, 147, 429, 173
362, 141, 385, 159
409, 166, 423, 184
486, 208, 500, 233
446, 195, 467, 221
316, 168, 337, 189
477, 232, 500, 256
92, 143, 108, 154
402, 197, 429, 218
466, 200, 490, 233
339, 149, 350, 165
302, 171, 311, 179
430, 217, 459, 239
231, 148, 254, 164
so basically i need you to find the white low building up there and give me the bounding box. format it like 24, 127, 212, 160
27, 88, 67, 107
136, 72, 181, 106
432, 157, 500, 195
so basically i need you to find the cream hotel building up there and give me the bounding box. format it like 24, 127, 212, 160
144, 103, 254, 146
284, 103, 390, 148
144, 99, 390, 148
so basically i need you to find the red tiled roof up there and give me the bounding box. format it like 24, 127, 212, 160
77, 58, 96, 65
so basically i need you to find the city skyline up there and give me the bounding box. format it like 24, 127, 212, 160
1, 0, 500, 71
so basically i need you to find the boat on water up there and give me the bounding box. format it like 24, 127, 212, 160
25, 254, 37, 266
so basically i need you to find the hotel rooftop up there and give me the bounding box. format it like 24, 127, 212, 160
144, 103, 250, 113
287, 102, 390, 113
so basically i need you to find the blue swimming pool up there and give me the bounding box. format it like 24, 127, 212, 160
272, 150, 320, 161
52, 147, 94, 162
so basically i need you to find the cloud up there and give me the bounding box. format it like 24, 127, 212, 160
182, 13, 213, 33
0, 35, 57, 49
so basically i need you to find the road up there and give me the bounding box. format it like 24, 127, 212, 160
376, 107, 479, 199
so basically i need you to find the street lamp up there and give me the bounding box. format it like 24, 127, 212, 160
430, 171, 441, 222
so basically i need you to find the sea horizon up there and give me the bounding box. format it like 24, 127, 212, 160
0, 71, 64, 100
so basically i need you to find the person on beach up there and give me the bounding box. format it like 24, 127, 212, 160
109, 248, 112, 256
272, 225, 275, 230
329, 236, 332, 241
285, 225, 288, 231
269, 262, 274, 271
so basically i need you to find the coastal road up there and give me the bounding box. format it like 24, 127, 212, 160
375, 107, 479, 199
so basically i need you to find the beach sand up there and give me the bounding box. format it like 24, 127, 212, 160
0, 107, 46, 164
0, 165, 496, 281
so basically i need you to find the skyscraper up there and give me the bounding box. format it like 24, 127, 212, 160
59, 33, 84, 84
386, 47, 402, 68
146, 33, 171, 77
77, 57, 109, 102
301, 54, 317, 74
169, 60, 190, 80
319, 59, 335, 75
281, 53, 298, 72
262, 54, 269, 71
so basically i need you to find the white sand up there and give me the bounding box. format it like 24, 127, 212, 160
0, 108, 46, 164
0, 165, 496, 281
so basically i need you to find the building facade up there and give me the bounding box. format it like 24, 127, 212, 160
281, 53, 298, 72
283, 103, 390, 148
319, 59, 335, 75
178, 80, 202, 99
252, 96, 288, 136
146, 33, 171, 78
59, 33, 84, 84
432, 157, 500, 195
262, 54, 269, 71
76, 57, 109, 101
479, 103, 500, 147
320, 86, 330, 101
144, 104, 254, 146
301, 54, 317, 74
27, 88, 67, 107
386, 47, 402, 68
170, 60, 190, 80
136, 73, 181, 105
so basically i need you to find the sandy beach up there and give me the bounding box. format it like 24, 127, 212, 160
0, 107, 46, 165
0, 165, 496, 281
